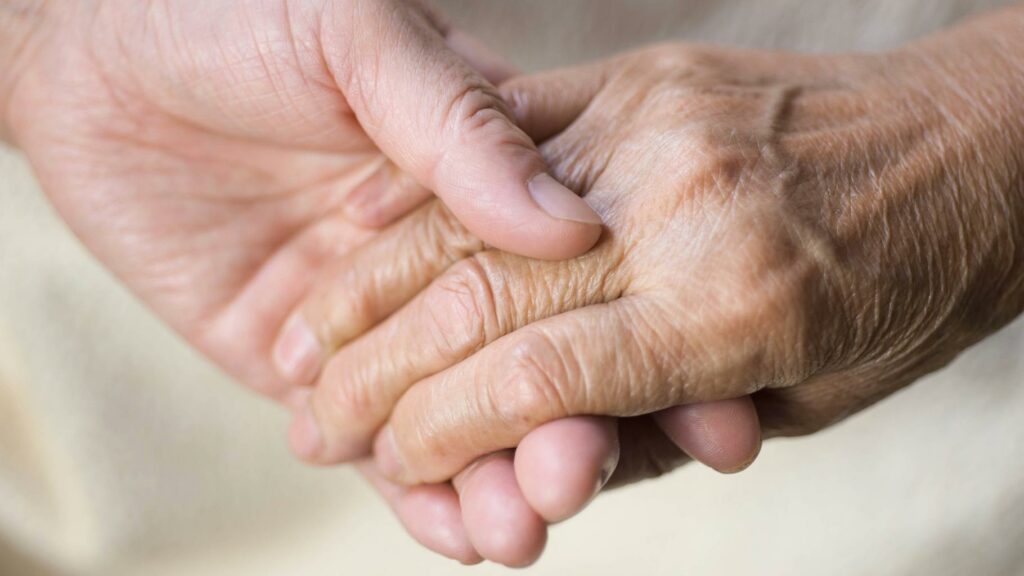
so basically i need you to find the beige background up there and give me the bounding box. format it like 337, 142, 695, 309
1, 1, 1022, 574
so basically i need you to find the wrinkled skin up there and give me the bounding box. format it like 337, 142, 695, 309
1, 0, 756, 567
288, 9, 1024, 562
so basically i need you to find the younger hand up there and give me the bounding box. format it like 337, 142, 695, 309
4, 0, 603, 403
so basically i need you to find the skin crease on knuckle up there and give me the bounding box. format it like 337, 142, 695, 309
491, 328, 577, 430
434, 79, 536, 179
322, 357, 381, 434
299, 201, 478, 358
426, 257, 498, 359
314, 205, 502, 429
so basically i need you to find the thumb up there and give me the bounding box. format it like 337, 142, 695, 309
325, 0, 602, 260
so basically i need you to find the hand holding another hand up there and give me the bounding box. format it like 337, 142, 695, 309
6, 0, 1024, 569
0, 0, 618, 564
293, 11, 1024, 564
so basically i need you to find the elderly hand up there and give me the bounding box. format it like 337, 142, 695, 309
275, 195, 762, 565
288, 4, 1024, 552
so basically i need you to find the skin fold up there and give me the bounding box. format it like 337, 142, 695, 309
286, 5, 1024, 565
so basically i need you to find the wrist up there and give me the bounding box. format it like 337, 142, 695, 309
893, 7, 1024, 335
0, 0, 51, 145
901, 7, 1024, 165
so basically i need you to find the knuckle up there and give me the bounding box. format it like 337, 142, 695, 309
433, 80, 536, 185
319, 270, 378, 342
488, 330, 573, 428
499, 82, 530, 124
322, 368, 376, 424
692, 143, 751, 195
442, 81, 511, 137
425, 258, 496, 357
401, 411, 450, 471
640, 126, 756, 214
644, 44, 712, 75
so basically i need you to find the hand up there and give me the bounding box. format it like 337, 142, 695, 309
0, 0, 750, 566
293, 11, 1024, 490
3, 0, 604, 401
278, 198, 762, 565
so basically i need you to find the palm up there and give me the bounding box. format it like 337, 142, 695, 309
10, 0, 387, 396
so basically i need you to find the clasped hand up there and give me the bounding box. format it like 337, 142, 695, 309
278, 35, 1024, 565
6, 0, 1024, 568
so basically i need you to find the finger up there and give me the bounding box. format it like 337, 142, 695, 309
513, 417, 619, 523
357, 461, 481, 565
512, 401, 761, 510
653, 396, 762, 474
327, 0, 602, 260
201, 209, 378, 404
272, 201, 481, 389
299, 245, 619, 463
605, 415, 694, 489
377, 297, 760, 484
596, 410, 753, 490
341, 160, 434, 229
341, 30, 519, 229
452, 452, 547, 567
513, 400, 759, 522
499, 62, 609, 142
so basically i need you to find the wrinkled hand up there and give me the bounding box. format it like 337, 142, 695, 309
274, 194, 761, 564
289, 10, 1024, 558
364, 38, 1024, 484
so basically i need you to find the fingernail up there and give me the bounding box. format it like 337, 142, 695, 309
597, 453, 617, 491
290, 401, 323, 460
719, 440, 762, 475
375, 426, 408, 482
528, 173, 603, 225
273, 315, 323, 385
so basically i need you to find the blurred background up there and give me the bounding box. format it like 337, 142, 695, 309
1, 1, 1022, 574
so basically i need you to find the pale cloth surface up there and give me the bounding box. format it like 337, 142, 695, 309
1, 1, 1021, 574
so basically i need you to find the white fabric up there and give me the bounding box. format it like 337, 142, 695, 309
1, 1, 1021, 574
